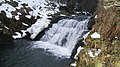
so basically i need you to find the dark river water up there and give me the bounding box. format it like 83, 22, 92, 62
0, 39, 70, 67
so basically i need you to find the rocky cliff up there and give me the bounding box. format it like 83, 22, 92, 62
71, 0, 120, 67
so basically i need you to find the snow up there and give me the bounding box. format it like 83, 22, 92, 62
91, 32, 100, 38
115, 36, 118, 39
0, 0, 4, 2
76, 11, 81, 14
6, 13, 13, 18
72, 15, 76, 16
70, 61, 77, 67
4, 26, 9, 29
74, 46, 84, 60
27, 18, 50, 39
0, 0, 59, 19
18, 0, 59, 39
0, 3, 16, 12
21, 30, 27, 37
94, 15, 98, 19
22, 22, 29, 26
82, 11, 91, 15
0, 0, 60, 39
16, 6, 22, 9
25, 15, 31, 19
15, 15, 20, 20
14, 0, 58, 18
88, 49, 101, 58
0, 3, 16, 18
83, 31, 90, 44
12, 30, 27, 39
60, 14, 66, 16
83, 11, 88, 15
17, 12, 22, 15
60, 3, 66, 6
83, 31, 90, 39
12, 32, 22, 39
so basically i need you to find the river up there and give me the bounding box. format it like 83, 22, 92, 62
0, 39, 70, 67
0, 16, 90, 67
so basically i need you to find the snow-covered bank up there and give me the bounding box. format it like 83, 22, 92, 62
27, 18, 50, 39
0, 0, 61, 39
25, 0, 60, 39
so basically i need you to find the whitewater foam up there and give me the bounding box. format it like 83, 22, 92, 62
32, 17, 90, 58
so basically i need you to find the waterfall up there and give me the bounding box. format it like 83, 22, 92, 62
32, 16, 90, 58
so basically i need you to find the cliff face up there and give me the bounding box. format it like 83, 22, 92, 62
71, 0, 120, 67
92, 0, 120, 40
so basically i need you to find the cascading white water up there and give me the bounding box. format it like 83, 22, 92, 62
32, 16, 90, 58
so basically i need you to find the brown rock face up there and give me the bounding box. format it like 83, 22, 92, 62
92, 0, 120, 41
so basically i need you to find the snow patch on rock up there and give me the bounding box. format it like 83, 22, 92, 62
17, 12, 22, 15
115, 36, 118, 39
12, 30, 27, 39
22, 22, 29, 26
74, 46, 84, 60
94, 15, 98, 19
60, 14, 66, 16
0, 3, 16, 18
12, 32, 22, 39
91, 32, 100, 38
4, 26, 9, 29
21, 30, 27, 37
70, 61, 77, 67
15, 15, 20, 20
27, 18, 50, 39
25, 15, 31, 19
88, 49, 101, 58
